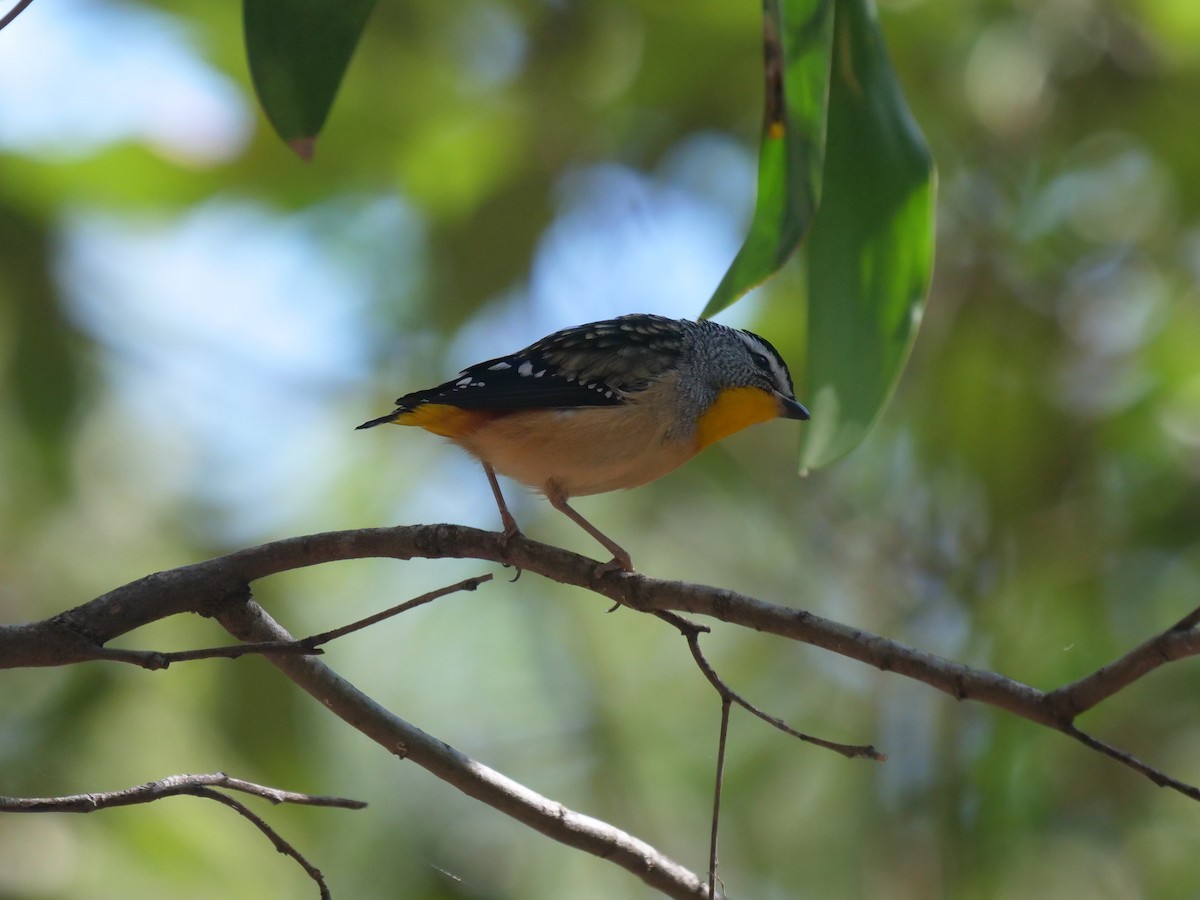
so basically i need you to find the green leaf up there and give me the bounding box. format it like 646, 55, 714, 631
243, 0, 378, 157
701, 0, 835, 318
799, 0, 936, 470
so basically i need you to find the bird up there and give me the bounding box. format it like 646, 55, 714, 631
358, 313, 809, 573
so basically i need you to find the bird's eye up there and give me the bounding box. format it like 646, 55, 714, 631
751, 351, 772, 372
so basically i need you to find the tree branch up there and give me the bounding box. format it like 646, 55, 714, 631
4, 524, 1200, 895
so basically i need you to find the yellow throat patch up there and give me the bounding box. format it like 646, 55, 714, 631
695, 386, 781, 451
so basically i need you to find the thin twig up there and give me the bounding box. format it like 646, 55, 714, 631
90, 642, 319, 669
192, 787, 332, 900
652, 607, 881, 897
654, 610, 884, 761
55, 574, 492, 672
709, 698, 731, 900
0, 0, 34, 31
0, 773, 365, 900
1060, 726, 1200, 802
298, 574, 492, 646
0, 772, 366, 813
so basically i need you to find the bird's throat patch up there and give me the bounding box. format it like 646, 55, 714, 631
695, 386, 781, 450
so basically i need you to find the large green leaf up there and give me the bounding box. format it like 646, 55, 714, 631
800, 0, 935, 469
243, 0, 378, 158
701, 0, 834, 317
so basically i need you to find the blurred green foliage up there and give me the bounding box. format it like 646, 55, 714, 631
2, 0, 1200, 898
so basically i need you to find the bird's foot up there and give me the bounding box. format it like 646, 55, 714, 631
594, 551, 634, 579
498, 520, 524, 580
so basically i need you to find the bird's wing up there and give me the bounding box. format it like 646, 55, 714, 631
394, 315, 684, 412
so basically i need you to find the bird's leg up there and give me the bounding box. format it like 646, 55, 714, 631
545, 487, 634, 575
481, 462, 521, 542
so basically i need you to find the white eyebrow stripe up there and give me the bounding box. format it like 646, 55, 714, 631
735, 330, 792, 393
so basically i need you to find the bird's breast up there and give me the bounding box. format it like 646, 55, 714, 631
453, 395, 697, 498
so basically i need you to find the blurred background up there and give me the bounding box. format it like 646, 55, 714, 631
2, 0, 1200, 896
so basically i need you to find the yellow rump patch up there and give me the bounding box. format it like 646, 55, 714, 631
695, 386, 781, 451
398, 404, 491, 439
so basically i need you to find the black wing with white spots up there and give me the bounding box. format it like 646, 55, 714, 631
394, 314, 685, 412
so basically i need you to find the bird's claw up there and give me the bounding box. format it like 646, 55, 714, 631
594, 554, 634, 579
498, 523, 524, 580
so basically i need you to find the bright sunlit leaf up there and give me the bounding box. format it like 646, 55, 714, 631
799, 0, 936, 469
243, 0, 377, 157
701, 0, 834, 317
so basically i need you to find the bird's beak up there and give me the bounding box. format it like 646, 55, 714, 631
777, 394, 811, 421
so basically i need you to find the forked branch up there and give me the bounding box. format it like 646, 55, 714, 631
0, 773, 366, 899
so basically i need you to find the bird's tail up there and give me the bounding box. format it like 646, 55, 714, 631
356, 410, 406, 430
